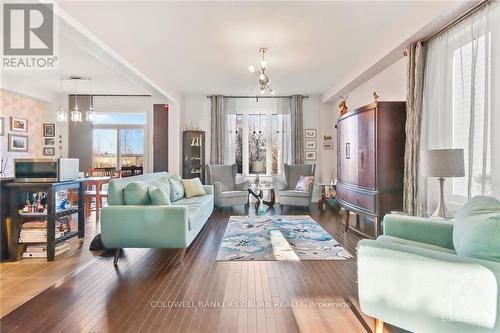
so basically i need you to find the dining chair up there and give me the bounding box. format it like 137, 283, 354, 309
85, 168, 120, 220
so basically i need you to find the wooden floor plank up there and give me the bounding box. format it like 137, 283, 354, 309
0, 205, 386, 333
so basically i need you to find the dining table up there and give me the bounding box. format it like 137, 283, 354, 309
84, 176, 111, 221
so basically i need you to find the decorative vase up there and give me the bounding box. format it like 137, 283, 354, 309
252, 160, 264, 173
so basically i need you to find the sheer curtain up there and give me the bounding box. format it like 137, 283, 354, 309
419, 1, 500, 216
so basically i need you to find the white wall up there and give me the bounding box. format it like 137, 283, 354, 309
334, 57, 407, 110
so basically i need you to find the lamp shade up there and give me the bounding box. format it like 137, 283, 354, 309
421, 149, 465, 177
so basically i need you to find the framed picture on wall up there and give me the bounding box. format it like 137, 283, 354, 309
8, 134, 28, 152
323, 142, 334, 150
10, 117, 28, 132
43, 147, 55, 156
305, 151, 316, 161
305, 129, 316, 138
305, 140, 316, 149
0, 117, 4, 136
43, 123, 55, 137
44, 138, 55, 145
323, 135, 332, 141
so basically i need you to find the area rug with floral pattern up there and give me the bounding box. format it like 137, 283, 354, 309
216, 215, 353, 261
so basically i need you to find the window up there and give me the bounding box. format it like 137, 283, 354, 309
230, 112, 284, 176
451, 34, 492, 198
92, 113, 146, 169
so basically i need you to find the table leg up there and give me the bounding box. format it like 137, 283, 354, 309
345, 210, 350, 232
263, 189, 275, 207
95, 185, 101, 221
46, 188, 55, 262
78, 183, 85, 242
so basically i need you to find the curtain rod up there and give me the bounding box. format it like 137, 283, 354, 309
68, 94, 151, 97
206, 95, 309, 99
424, 0, 491, 42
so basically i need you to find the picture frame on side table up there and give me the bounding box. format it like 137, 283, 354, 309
44, 123, 55, 137
44, 138, 55, 145
305, 151, 316, 161
305, 140, 316, 149
8, 134, 28, 152
10, 117, 28, 132
43, 147, 55, 156
305, 129, 316, 138
323, 142, 334, 150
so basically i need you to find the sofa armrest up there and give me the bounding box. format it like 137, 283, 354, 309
235, 180, 250, 191
203, 184, 214, 195
383, 214, 455, 250
357, 239, 500, 332
101, 205, 189, 249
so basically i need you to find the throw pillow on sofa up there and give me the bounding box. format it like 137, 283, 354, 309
295, 175, 314, 192
453, 196, 500, 262
181, 178, 206, 198
148, 176, 171, 197
168, 175, 185, 202
124, 181, 150, 205
148, 186, 171, 205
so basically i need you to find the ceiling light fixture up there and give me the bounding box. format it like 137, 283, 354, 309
58, 76, 96, 123
248, 48, 274, 95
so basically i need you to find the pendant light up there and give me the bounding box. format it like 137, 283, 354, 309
85, 79, 95, 122
70, 79, 82, 122
56, 79, 67, 122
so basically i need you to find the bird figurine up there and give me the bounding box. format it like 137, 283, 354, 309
373, 91, 380, 102
339, 96, 349, 115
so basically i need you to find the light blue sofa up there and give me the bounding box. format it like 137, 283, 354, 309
357, 198, 500, 333
100, 172, 214, 265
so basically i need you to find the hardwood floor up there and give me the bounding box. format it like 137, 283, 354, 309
0, 205, 384, 333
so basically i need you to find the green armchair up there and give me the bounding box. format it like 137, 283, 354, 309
357, 212, 500, 333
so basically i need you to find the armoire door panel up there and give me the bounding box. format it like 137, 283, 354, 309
356, 108, 376, 189
337, 119, 348, 183
347, 115, 359, 186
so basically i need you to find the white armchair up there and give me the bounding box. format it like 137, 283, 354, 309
206, 164, 249, 207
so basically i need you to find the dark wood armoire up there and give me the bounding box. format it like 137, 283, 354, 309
336, 101, 406, 238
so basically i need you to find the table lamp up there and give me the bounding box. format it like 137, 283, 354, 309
421, 149, 465, 218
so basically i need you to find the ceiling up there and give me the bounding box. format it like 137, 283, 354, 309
1, 20, 150, 102
56, 0, 468, 97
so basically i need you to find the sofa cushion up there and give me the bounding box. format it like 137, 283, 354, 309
169, 175, 185, 202
453, 196, 500, 262
279, 190, 311, 198
124, 181, 150, 205
148, 187, 171, 205
377, 235, 456, 255
181, 178, 206, 198
175, 195, 213, 230
147, 176, 171, 197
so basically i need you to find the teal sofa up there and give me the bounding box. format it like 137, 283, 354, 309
357, 201, 500, 333
100, 172, 214, 265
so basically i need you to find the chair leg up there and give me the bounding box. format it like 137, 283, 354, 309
374, 318, 384, 333
113, 248, 121, 266
345, 210, 350, 232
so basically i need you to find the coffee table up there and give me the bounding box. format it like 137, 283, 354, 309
248, 185, 276, 210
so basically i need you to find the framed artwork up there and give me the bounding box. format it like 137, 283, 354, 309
323, 142, 334, 150
305, 140, 316, 149
305, 129, 316, 138
10, 117, 28, 132
323, 135, 332, 141
305, 151, 316, 161
43, 147, 55, 156
0, 117, 4, 136
44, 138, 55, 145
8, 134, 28, 152
43, 123, 55, 137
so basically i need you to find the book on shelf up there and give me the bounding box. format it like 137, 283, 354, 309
22, 241, 70, 258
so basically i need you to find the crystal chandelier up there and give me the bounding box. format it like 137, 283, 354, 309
248, 48, 275, 95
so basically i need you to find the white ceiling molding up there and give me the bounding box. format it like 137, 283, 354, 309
320, 0, 480, 104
